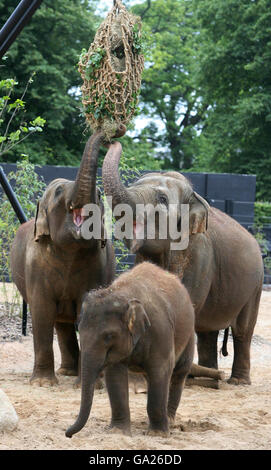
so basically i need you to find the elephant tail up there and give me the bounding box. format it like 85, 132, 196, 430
221, 328, 229, 357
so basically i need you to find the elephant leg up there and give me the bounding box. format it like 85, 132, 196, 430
55, 322, 79, 376
197, 330, 219, 369
168, 336, 194, 424
30, 299, 58, 386
146, 368, 172, 436
189, 363, 224, 380
105, 363, 131, 435
228, 289, 261, 385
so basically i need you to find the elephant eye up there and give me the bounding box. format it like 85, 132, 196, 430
103, 332, 115, 343
158, 193, 168, 207
55, 186, 63, 198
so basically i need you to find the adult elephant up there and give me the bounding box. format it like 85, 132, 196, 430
10, 131, 116, 386
102, 141, 264, 385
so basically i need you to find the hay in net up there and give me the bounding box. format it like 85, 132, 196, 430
78, 0, 144, 140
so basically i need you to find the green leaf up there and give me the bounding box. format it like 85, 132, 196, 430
8, 130, 21, 142
30, 116, 46, 127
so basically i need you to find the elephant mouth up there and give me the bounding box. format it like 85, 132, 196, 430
130, 220, 145, 253
133, 220, 144, 239
72, 208, 88, 238
73, 208, 86, 227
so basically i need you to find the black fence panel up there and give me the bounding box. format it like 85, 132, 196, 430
1, 163, 270, 283
207, 199, 226, 212
206, 173, 256, 202
183, 172, 207, 197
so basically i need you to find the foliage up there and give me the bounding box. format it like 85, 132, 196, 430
97, 131, 162, 171
1, 0, 271, 201
0, 77, 46, 158
251, 223, 271, 281
254, 202, 271, 227
192, 0, 271, 200
253, 199, 271, 279
132, 0, 207, 170
83, 48, 106, 80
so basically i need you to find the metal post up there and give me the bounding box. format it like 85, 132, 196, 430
0, 0, 44, 59
0, 166, 27, 223
0, 166, 28, 335
0, 0, 43, 332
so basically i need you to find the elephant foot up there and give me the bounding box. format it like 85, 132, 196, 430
134, 378, 147, 394
108, 425, 131, 436
146, 428, 169, 438
30, 375, 58, 387
227, 376, 251, 385
73, 376, 105, 390
129, 373, 147, 394
73, 376, 81, 389
168, 416, 175, 426
57, 367, 78, 376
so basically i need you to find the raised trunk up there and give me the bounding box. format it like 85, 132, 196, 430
71, 130, 104, 209
102, 141, 136, 211
65, 355, 101, 438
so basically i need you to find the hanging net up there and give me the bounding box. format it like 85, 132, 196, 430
78, 0, 145, 140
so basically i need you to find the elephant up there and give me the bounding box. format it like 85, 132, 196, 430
65, 261, 196, 438
101, 140, 264, 385
10, 131, 116, 387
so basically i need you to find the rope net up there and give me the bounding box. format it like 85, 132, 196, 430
78, 0, 144, 140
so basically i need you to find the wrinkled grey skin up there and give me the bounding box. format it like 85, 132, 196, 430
102, 141, 264, 385
10, 132, 115, 387
66, 262, 195, 438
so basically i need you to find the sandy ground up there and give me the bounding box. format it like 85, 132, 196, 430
0, 288, 271, 451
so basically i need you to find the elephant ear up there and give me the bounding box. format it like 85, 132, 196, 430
34, 198, 50, 242
189, 192, 209, 234
125, 299, 151, 346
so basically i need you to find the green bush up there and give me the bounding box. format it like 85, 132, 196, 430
0, 76, 46, 160
252, 203, 271, 281
254, 201, 271, 226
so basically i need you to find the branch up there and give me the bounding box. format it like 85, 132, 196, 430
0, 74, 35, 154
0, 86, 13, 120
189, 104, 209, 126
0, 130, 36, 158
180, 103, 209, 129
180, 105, 192, 129
140, 0, 151, 19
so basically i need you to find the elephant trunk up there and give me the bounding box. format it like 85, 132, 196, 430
102, 140, 136, 211
65, 354, 103, 438
71, 130, 104, 209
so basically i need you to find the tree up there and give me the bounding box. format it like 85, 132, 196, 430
0, 0, 98, 166
192, 0, 271, 200
133, 0, 207, 170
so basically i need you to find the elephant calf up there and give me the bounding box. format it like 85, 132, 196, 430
66, 261, 195, 438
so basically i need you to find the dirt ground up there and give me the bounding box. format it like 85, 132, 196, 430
0, 288, 271, 451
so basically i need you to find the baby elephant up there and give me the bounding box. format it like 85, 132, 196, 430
66, 261, 195, 438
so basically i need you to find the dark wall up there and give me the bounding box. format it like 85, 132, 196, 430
0, 164, 256, 228
1, 163, 266, 281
